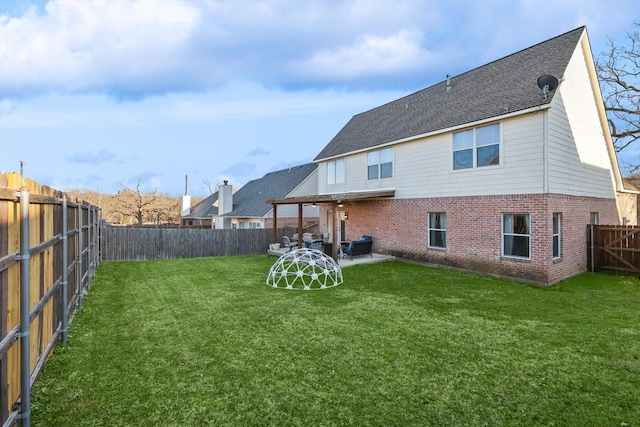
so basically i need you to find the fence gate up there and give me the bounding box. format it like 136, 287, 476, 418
588, 225, 640, 275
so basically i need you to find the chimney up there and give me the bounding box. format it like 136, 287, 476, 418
218, 180, 233, 215
180, 175, 191, 216
180, 194, 191, 217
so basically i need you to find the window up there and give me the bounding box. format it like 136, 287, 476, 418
453, 123, 500, 169
590, 212, 599, 224
428, 213, 446, 248
367, 147, 393, 180
503, 213, 530, 258
327, 159, 345, 184
553, 213, 561, 259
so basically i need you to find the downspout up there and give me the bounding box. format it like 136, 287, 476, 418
18, 186, 31, 427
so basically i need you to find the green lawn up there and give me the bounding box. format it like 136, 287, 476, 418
31, 256, 640, 426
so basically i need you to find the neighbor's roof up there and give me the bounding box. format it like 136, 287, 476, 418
223, 163, 318, 217
315, 26, 586, 161
183, 190, 219, 219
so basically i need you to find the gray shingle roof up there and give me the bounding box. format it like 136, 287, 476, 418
183, 191, 219, 219
224, 163, 317, 217
315, 27, 585, 161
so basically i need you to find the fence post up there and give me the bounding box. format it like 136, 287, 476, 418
77, 203, 84, 309
590, 224, 595, 273
61, 195, 69, 346
18, 186, 31, 427
87, 205, 92, 291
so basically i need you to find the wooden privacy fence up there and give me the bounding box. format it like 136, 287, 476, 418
587, 224, 640, 275
101, 226, 295, 261
0, 172, 101, 427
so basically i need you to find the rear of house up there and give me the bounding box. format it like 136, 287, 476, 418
313, 27, 630, 284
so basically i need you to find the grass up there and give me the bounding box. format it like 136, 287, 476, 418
31, 256, 640, 426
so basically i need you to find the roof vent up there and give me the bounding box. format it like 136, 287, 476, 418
537, 75, 559, 100
446, 74, 451, 92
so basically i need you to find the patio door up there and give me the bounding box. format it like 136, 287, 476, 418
327, 211, 347, 242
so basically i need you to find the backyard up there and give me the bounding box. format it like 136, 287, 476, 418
31, 256, 639, 426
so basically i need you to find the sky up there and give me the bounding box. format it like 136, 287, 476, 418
0, 0, 638, 197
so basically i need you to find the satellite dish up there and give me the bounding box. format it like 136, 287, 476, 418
537, 75, 559, 91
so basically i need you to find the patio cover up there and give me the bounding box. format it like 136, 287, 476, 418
266, 189, 395, 260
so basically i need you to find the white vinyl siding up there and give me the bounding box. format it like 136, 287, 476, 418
318, 114, 546, 198
547, 40, 616, 198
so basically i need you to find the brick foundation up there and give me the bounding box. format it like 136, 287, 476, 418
319, 194, 619, 284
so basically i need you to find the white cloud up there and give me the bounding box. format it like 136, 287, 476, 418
0, 0, 200, 96
292, 30, 430, 80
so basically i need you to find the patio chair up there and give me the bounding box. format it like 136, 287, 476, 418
282, 236, 298, 251
341, 235, 373, 260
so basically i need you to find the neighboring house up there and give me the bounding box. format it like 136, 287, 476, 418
217, 163, 319, 229
275, 26, 638, 284
180, 190, 220, 228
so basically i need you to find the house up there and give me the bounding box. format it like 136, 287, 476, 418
270, 26, 639, 284
217, 163, 319, 230
180, 190, 220, 228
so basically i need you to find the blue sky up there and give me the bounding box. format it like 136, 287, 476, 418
0, 0, 638, 196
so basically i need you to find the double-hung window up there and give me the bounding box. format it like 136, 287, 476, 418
428, 213, 446, 249
453, 123, 500, 169
502, 213, 530, 258
327, 159, 345, 184
367, 147, 393, 180
552, 213, 561, 259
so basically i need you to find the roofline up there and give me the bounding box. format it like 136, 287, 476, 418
315, 104, 551, 162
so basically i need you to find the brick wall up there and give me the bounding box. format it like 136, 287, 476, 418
320, 194, 619, 284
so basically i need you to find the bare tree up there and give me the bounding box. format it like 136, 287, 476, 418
114, 180, 158, 225
596, 20, 639, 173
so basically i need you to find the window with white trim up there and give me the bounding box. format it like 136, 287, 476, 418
367, 147, 393, 180
428, 213, 446, 248
502, 213, 530, 258
453, 123, 500, 170
552, 213, 561, 259
327, 159, 345, 184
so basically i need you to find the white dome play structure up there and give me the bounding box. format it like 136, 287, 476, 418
266, 248, 343, 290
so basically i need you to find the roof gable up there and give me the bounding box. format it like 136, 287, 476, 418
183, 191, 219, 219
224, 163, 318, 217
315, 27, 585, 160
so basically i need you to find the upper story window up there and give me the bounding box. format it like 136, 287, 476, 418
453, 123, 500, 170
327, 159, 345, 184
368, 147, 393, 180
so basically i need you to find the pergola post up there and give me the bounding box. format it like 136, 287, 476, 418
332, 205, 339, 261
297, 203, 303, 248
272, 203, 278, 244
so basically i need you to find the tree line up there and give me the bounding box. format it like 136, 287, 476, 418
67, 180, 204, 226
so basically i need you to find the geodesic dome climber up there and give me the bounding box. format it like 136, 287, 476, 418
266, 248, 343, 290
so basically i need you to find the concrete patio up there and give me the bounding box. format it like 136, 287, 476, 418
267, 246, 394, 267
